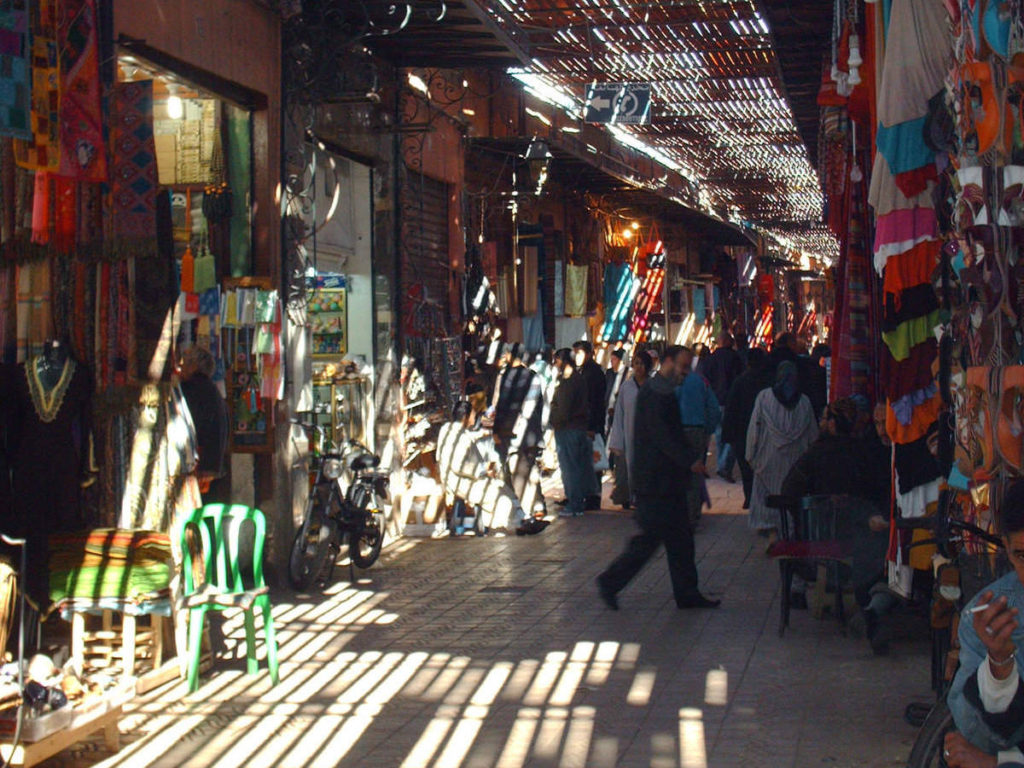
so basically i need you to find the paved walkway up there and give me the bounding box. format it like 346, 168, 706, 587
44, 479, 932, 768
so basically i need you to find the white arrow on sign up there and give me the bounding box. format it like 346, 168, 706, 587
590, 97, 611, 109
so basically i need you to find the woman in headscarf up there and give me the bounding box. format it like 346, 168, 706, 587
745, 361, 819, 539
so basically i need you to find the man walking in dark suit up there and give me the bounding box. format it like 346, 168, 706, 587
597, 345, 722, 610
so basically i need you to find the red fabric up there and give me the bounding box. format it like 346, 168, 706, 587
894, 164, 938, 198
883, 239, 940, 298
53, 176, 75, 253
881, 338, 938, 400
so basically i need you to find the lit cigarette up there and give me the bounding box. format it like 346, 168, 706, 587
969, 603, 991, 614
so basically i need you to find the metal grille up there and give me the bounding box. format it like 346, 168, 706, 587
402, 171, 451, 313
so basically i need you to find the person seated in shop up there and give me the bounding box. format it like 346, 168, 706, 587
943, 481, 1024, 768
779, 397, 890, 615
435, 399, 547, 537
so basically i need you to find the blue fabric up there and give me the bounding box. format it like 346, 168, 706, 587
675, 373, 721, 430
555, 428, 593, 515
694, 287, 706, 323
876, 118, 933, 176
523, 301, 545, 352
891, 383, 938, 426
199, 288, 220, 317
601, 263, 637, 341
947, 465, 971, 491
715, 407, 736, 475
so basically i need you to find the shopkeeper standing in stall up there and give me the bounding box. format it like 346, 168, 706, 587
180, 347, 229, 503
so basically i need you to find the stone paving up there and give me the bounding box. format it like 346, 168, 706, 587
41, 479, 933, 768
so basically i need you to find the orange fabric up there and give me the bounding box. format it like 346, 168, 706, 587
180, 245, 194, 293
882, 239, 940, 297
887, 390, 943, 444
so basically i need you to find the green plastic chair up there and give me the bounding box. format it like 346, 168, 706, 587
177, 504, 280, 692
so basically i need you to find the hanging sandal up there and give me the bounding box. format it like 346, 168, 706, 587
996, 365, 1024, 470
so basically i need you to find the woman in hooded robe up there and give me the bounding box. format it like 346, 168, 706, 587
746, 361, 819, 537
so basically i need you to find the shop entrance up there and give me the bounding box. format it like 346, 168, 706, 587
303, 151, 375, 452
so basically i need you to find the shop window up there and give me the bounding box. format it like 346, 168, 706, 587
117, 57, 253, 276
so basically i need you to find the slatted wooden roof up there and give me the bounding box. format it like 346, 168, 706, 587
468, 0, 837, 259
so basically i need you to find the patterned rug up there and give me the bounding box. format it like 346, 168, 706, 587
110, 79, 157, 251
57, 0, 106, 181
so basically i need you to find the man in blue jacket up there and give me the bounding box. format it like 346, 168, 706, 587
676, 346, 720, 526
945, 482, 1024, 767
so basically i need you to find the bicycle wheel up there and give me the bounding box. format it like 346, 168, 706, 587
906, 699, 954, 768
288, 508, 337, 590
350, 511, 385, 569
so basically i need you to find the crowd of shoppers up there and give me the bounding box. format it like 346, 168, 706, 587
441, 328, 1024, 768
443, 328, 918, 628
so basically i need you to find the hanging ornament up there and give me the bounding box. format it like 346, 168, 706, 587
850, 121, 864, 183
848, 34, 863, 67
848, 66, 862, 86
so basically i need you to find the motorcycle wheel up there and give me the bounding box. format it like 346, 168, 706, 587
288, 508, 337, 590
905, 699, 953, 768
350, 511, 385, 569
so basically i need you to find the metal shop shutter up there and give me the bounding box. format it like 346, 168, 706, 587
402, 172, 451, 311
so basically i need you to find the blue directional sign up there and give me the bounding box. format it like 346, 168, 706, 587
584, 83, 652, 125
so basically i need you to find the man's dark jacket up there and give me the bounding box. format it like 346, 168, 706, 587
550, 371, 589, 432
633, 373, 700, 500
579, 359, 607, 435
700, 347, 743, 403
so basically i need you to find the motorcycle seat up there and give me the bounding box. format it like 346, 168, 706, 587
350, 454, 381, 471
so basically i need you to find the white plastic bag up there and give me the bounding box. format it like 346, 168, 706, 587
592, 433, 609, 472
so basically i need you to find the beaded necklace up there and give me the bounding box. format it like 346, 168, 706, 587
25, 357, 75, 424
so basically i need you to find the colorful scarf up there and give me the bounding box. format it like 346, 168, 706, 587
110, 80, 157, 255
0, 4, 31, 140
57, 0, 105, 181
14, 0, 58, 171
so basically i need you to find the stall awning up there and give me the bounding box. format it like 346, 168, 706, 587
470, 137, 756, 248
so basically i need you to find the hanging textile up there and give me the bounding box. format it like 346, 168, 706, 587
57, 0, 106, 181
15, 257, 52, 362
553, 260, 564, 315
13, 0, 58, 171
564, 263, 587, 317
0, 262, 12, 362
600, 262, 638, 342
0, 5, 31, 140
226, 106, 251, 275
521, 246, 538, 314
110, 79, 157, 255
554, 316, 588, 349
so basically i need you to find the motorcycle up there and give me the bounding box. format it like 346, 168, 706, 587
288, 418, 390, 591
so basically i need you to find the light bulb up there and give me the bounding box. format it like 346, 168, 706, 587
848, 67, 862, 86
167, 95, 183, 119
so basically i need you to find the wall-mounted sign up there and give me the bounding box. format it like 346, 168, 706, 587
584, 83, 652, 124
